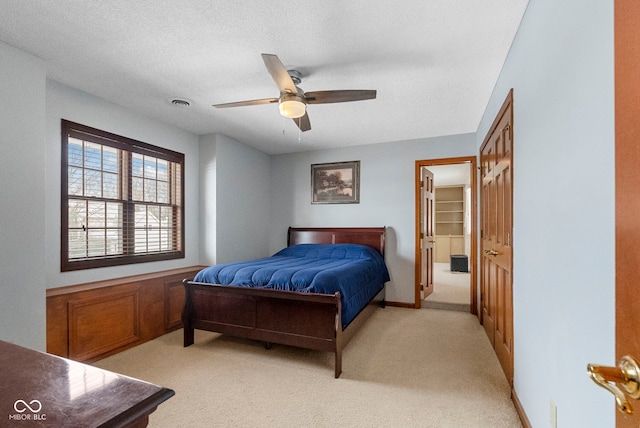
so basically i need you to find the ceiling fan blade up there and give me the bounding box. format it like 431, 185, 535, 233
262, 53, 297, 94
305, 90, 377, 104
293, 113, 311, 132
213, 98, 278, 108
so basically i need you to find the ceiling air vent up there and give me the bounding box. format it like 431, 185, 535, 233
168, 97, 192, 107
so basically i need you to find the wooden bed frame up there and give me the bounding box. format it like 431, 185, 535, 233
182, 227, 387, 378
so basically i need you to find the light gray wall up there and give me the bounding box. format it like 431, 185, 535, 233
45, 80, 201, 288
0, 41, 47, 350
269, 134, 475, 304
199, 133, 271, 265
199, 134, 218, 264
477, 0, 615, 426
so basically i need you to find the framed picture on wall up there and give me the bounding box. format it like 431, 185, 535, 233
311, 160, 360, 204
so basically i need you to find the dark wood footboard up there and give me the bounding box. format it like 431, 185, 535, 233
182, 280, 385, 378
182, 227, 387, 378
182, 281, 343, 376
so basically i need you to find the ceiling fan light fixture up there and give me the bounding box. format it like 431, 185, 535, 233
279, 93, 306, 118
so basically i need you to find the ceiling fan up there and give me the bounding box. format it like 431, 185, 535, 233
213, 53, 377, 132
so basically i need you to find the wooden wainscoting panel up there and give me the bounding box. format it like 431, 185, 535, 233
68, 290, 140, 361
165, 279, 186, 330
47, 266, 205, 362
47, 294, 71, 358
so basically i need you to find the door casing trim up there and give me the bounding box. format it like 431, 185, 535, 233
414, 156, 478, 314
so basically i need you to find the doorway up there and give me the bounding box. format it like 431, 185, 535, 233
414, 157, 477, 314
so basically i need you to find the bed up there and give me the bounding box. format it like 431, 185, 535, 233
182, 227, 389, 378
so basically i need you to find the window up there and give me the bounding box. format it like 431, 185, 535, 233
61, 120, 184, 271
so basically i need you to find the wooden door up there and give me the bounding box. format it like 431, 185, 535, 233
420, 167, 435, 298
415, 157, 478, 312
615, 0, 640, 425
480, 90, 514, 384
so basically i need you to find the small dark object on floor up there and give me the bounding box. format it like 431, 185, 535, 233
450, 254, 468, 272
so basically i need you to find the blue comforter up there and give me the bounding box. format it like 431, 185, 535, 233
194, 244, 390, 328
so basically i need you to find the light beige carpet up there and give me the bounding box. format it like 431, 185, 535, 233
95, 307, 521, 428
423, 262, 471, 312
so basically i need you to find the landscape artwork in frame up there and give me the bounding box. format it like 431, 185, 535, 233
311, 161, 360, 204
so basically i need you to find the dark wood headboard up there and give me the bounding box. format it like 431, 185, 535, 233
287, 227, 386, 256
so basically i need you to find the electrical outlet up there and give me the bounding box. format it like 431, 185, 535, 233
550, 400, 557, 428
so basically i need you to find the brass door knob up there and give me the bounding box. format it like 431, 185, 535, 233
587, 356, 640, 414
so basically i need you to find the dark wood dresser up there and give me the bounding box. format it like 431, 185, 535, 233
0, 340, 173, 427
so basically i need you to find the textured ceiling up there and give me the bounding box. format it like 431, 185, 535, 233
0, 1, 528, 154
